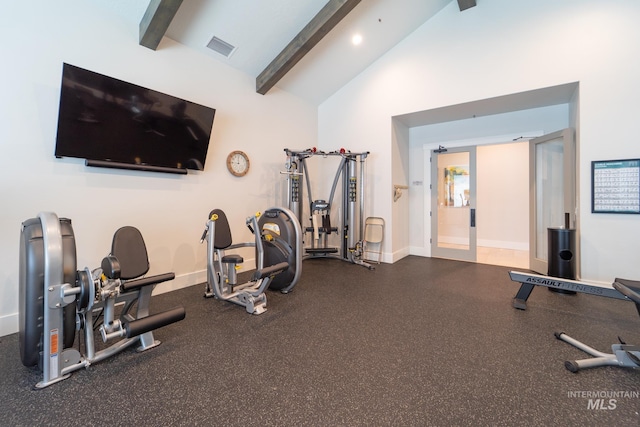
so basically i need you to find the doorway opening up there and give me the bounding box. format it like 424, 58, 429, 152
430, 139, 530, 269
395, 82, 579, 269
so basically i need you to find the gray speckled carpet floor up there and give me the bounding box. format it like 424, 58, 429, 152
1, 256, 639, 426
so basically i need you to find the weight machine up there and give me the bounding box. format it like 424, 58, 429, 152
19, 212, 185, 388
283, 147, 373, 269
200, 207, 302, 314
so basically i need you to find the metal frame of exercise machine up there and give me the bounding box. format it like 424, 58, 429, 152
556, 280, 640, 372
19, 212, 185, 388
508, 270, 631, 310
201, 207, 302, 315
283, 147, 373, 269
508, 270, 640, 372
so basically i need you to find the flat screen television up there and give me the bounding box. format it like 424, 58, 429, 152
55, 63, 216, 174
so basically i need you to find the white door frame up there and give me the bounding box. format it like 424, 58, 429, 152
528, 128, 576, 274
423, 131, 543, 259
431, 146, 477, 262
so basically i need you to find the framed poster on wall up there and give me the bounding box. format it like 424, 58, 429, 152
591, 159, 640, 214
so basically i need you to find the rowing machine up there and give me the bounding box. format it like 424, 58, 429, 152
508, 270, 632, 310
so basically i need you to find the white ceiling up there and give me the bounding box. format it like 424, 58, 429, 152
94, 0, 455, 105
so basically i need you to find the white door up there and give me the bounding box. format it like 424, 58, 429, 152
431, 147, 477, 262
529, 128, 576, 274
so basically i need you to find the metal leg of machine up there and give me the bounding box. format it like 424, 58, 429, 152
555, 331, 640, 372
553, 280, 640, 372
508, 270, 630, 310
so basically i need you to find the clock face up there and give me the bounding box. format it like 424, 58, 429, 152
227, 151, 249, 177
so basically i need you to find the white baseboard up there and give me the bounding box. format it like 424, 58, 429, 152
431, 237, 528, 252
0, 313, 18, 338
390, 247, 410, 263
477, 239, 528, 251
409, 246, 430, 257
152, 269, 206, 295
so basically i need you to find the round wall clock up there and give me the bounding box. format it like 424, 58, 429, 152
226, 150, 250, 177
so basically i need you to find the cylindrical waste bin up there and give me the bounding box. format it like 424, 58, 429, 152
548, 227, 576, 294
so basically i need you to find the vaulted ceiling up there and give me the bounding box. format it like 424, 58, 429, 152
100, 0, 476, 105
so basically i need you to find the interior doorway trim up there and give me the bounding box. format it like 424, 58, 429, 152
422, 131, 544, 152
422, 131, 543, 258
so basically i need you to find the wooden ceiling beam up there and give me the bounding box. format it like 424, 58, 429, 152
256, 0, 361, 95
139, 0, 183, 50
457, 0, 477, 12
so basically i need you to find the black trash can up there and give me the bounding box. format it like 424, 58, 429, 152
547, 227, 576, 294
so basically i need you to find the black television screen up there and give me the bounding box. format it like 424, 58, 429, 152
55, 63, 215, 173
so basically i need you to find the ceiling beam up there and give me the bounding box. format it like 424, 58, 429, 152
139, 0, 183, 50
457, 0, 477, 12
256, 0, 361, 95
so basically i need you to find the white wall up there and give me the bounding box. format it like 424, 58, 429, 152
409, 104, 571, 257
318, 0, 640, 282
391, 119, 411, 261
476, 143, 528, 251
0, 1, 317, 336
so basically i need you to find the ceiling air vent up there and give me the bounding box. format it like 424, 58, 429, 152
206, 36, 236, 58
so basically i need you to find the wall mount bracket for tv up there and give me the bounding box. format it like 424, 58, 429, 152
85, 160, 188, 175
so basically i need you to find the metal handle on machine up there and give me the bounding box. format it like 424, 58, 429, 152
252, 261, 289, 281
123, 306, 186, 338
470, 209, 476, 227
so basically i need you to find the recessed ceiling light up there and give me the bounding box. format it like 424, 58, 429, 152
352, 34, 363, 46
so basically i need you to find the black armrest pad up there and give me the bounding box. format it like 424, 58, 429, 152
121, 272, 175, 292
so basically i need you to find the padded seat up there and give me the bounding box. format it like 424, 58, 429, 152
222, 254, 243, 264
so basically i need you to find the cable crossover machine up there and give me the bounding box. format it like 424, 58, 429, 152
282, 147, 373, 269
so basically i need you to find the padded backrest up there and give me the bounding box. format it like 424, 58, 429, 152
210, 209, 233, 250
111, 226, 150, 280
